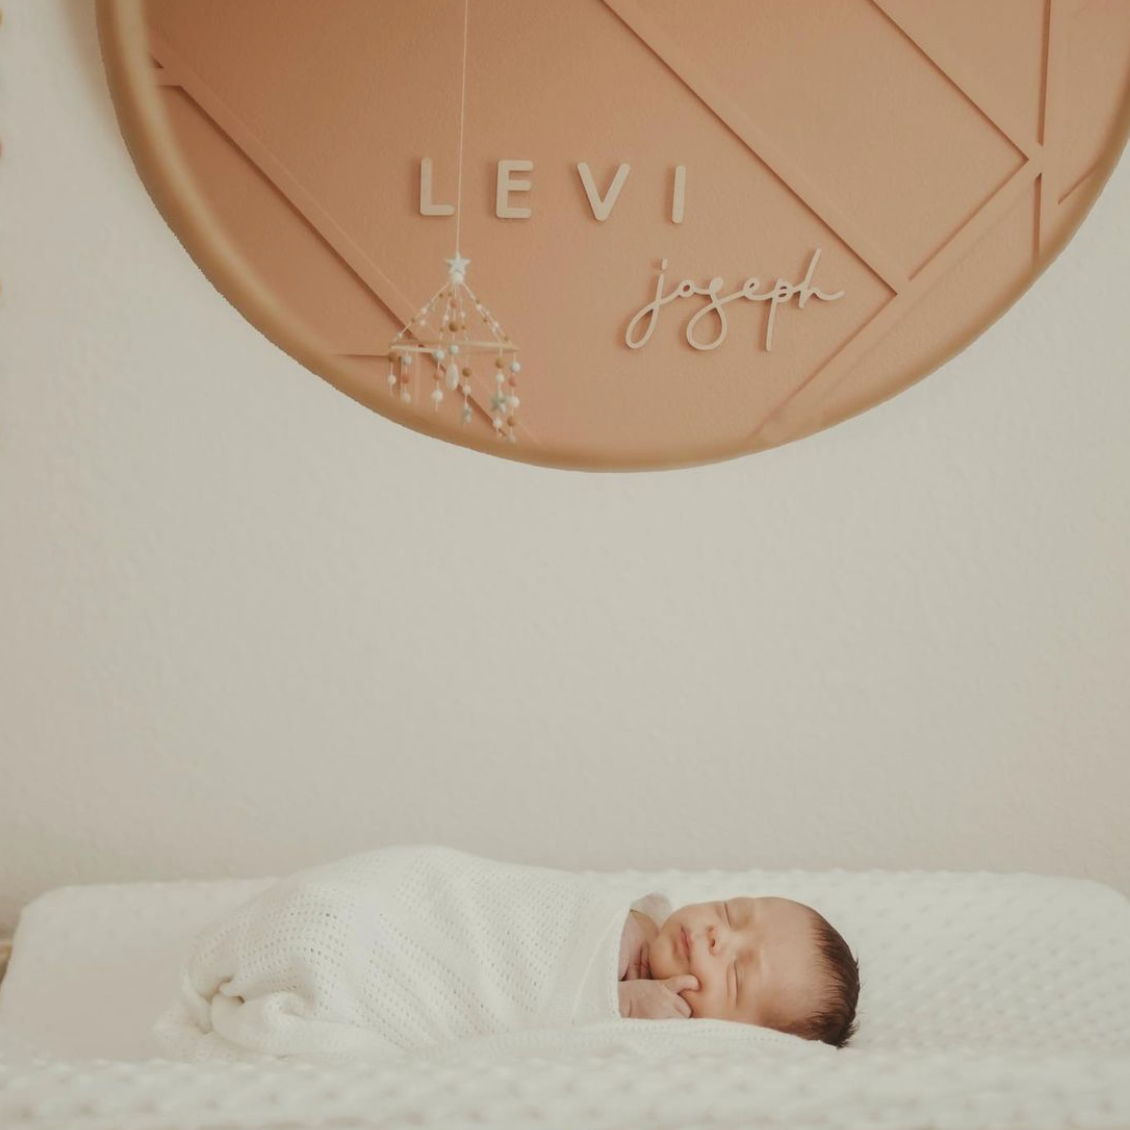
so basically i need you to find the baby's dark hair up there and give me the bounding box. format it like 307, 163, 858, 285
798, 911, 860, 1048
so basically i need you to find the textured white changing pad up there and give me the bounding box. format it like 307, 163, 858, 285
1, 865, 1129, 1129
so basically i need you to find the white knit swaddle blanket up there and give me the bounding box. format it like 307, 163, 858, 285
154, 845, 648, 1062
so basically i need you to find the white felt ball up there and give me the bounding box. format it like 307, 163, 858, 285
495, 372, 506, 385
387, 372, 398, 387
431, 388, 444, 404
402, 352, 413, 366
433, 348, 446, 362
462, 383, 471, 395
510, 360, 521, 373
493, 414, 503, 430
509, 395, 520, 410
461, 405, 473, 425
449, 344, 460, 355
400, 389, 412, 404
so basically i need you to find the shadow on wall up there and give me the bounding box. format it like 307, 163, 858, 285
0, 895, 20, 940
64, 2, 119, 127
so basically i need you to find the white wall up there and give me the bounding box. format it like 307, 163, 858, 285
1, 1, 1128, 933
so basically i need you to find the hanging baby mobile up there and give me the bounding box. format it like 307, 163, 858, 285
386, 0, 523, 443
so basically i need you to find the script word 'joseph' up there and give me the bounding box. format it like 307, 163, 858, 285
419, 159, 689, 223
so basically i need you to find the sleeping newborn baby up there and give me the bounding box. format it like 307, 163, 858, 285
617, 896, 859, 1047
155, 845, 859, 1062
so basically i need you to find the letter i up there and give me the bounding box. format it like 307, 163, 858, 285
671, 166, 686, 224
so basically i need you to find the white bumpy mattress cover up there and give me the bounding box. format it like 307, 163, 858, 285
1, 864, 1129, 1130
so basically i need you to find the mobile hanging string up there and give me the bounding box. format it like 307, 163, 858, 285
454, 0, 469, 259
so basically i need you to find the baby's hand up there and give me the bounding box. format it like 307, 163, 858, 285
618, 975, 699, 1020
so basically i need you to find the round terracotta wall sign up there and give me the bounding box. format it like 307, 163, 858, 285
97, 0, 1130, 470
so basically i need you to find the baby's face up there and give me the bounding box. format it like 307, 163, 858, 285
648, 897, 824, 1035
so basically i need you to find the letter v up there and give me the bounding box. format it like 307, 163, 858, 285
577, 162, 631, 222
